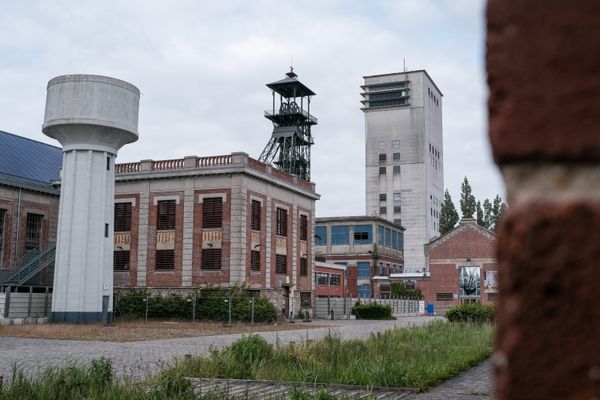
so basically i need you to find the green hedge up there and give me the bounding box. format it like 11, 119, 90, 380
445, 302, 495, 324
351, 302, 394, 320
114, 287, 277, 323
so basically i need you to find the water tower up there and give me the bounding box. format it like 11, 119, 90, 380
42, 75, 140, 323
259, 68, 317, 181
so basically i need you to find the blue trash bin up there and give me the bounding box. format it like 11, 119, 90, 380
426, 304, 434, 315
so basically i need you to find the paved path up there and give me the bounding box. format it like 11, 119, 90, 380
189, 359, 493, 399
408, 359, 493, 400
0, 317, 433, 380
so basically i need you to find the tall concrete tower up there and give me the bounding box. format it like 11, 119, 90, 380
362, 70, 443, 272
43, 75, 140, 323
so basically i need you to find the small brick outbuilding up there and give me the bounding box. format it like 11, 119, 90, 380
416, 218, 497, 314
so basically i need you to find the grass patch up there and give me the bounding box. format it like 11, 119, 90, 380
0, 321, 492, 398
171, 320, 493, 390
0, 360, 371, 399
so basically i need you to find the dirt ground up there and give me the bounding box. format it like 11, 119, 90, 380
0, 320, 321, 342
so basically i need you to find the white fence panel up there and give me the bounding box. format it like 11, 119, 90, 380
314, 297, 424, 319
0, 291, 51, 318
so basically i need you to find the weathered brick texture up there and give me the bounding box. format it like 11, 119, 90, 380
495, 204, 600, 399
428, 225, 495, 260
487, 1, 600, 398
487, 0, 600, 163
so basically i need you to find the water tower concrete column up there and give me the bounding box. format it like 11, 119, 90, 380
42, 75, 140, 323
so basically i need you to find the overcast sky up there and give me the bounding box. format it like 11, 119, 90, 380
0, 0, 503, 217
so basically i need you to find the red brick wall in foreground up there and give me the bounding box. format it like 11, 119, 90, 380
487, 1, 600, 398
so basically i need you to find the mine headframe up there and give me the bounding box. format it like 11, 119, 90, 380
259, 68, 317, 182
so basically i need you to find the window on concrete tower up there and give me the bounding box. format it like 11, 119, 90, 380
379, 194, 386, 201
393, 152, 400, 161
379, 206, 387, 215
393, 166, 400, 174
203, 197, 223, 229
379, 154, 386, 163
157, 200, 176, 230
379, 166, 386, 175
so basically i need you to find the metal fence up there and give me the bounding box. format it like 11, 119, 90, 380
314, 297, 424, 319
113, 288, 278, 324
0, 286, 52, 319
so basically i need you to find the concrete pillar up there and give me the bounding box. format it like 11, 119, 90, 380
43, 75, 140, 323
487, 1, 600, 398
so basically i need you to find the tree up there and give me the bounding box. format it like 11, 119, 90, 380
439, 189, 459, 234
460, 177, 477, 219
390, 282, 423, 299
476, 201, 485, 227
483, 199, 493, 229
490, 194, 508, 230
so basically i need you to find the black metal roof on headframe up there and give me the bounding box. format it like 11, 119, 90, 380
266, 69, 315, 98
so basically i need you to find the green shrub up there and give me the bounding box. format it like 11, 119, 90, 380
445, 302, 495, 324
233, 297, 277, 323
351, 302, 394, 320
228, 335, 273, 366
114, 287, 277, 323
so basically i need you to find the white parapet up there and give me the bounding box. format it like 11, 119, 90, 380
43, 74, 140, 323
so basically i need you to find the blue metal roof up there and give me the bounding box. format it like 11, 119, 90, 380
0, 130, 62, 190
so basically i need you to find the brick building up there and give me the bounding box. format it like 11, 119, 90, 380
0, 131, 62, 285
313, 261, 346, 298
411, 218, 497, 314
314, 216, 404, 298
112, 152, 319, 316
0, 130, 319, 318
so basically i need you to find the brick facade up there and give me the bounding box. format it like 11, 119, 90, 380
111, 153, 318, 319
314, 263, 346, 298
415, 219, 497, 313
192, 189, 232, 286
0, 190, 59, 270
113, 193, 140, 287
